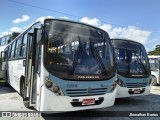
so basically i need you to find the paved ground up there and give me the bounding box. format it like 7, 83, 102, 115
0, 85, 160, 120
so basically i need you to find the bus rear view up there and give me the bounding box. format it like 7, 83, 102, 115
111, 39, 151, 98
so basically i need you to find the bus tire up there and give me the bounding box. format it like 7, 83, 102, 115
20, 77, 30, 108
151, 76, 157, 86
23, 98, 30, 108
5, 70, 8, 80
20, 77, 25, 97
5, 71, 10, 87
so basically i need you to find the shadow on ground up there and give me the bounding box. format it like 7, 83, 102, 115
0, 85, 15, 94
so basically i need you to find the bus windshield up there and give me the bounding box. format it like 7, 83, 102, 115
113, 40, 150, 77
149, 58, 159, 71
44, 20, 115, 80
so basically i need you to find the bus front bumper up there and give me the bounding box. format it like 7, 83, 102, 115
116, 85, 151, 98
39, 86, 117, 112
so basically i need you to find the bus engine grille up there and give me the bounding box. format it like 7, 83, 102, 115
126, 82, 148, 88
66, 88, 107, 97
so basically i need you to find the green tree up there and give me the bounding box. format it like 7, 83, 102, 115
148, 44, 160, 55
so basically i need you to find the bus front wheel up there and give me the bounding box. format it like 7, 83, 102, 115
151, 76, 157, 86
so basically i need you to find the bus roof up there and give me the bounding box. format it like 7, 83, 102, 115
35, 16, 107, 33
6, 16, 109, 47
111, 38, 143, 46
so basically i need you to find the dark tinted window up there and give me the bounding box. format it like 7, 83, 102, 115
20, 33, 27, 57
45, 20, 115, 80
14, 37, 22, 58
8, 46, 11, 59
10, 42, 16, 59
6, 35, 11, 44
112, 39, 150, 77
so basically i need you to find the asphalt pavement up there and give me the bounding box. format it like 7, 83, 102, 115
0, 85, 160, 120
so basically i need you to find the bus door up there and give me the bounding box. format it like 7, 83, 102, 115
25, 28, 39, 107
0, 51, 5, 79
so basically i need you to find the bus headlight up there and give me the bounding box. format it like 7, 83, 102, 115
117, 78, 126, 87
111, 81, 117, 92
45, 79, 64, 96
52, 85, 59, 93
45, 81, 53, 88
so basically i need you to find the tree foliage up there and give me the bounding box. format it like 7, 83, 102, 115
148, 44, 160, 55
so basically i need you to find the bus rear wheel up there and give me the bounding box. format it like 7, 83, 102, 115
151, 76, 157, 86
5, 71, 10, 87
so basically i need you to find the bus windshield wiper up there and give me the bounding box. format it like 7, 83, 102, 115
89, 38, 107, 75
70, 36, 82, 74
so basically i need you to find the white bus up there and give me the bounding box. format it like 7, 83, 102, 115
148, 55, 160, 85
2, 17, 117, 112
0, 32, 20, 78
111, 39, 151, 98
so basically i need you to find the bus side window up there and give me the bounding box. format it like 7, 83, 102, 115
14, 37, 22, 59
6, 35, 11, 44
20, 33, 27, 58
1, 37, 6, 46
8, 46, 11, 59
10, 42, 16, 59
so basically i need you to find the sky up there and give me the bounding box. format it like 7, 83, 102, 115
0, 0, 160, 52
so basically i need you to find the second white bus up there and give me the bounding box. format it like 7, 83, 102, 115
0, 32, 20, 78
111, 39, 151, 98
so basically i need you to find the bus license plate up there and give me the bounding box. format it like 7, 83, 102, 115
134, 89, 141, 94
82, 98, 95, 105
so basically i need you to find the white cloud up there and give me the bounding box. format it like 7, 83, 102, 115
1, 16, 152, 47
80, 17, 100, 27
12, 15, 30, 24
10, 27, 22, 32
100, 24, 112, 31
80, 17, 151, 45
0, 27, 22, 37
108, 26, 151, 45
0, 32, 10, 37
